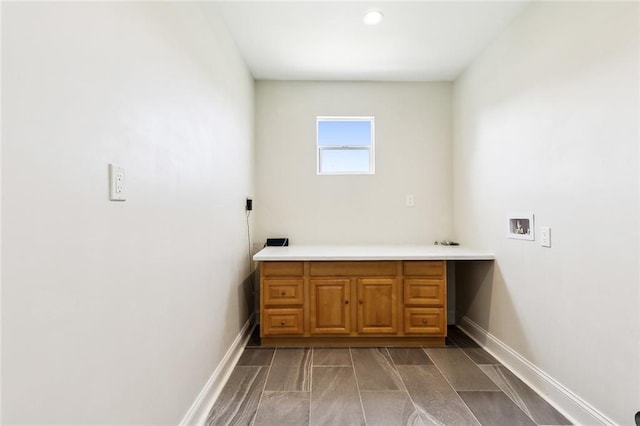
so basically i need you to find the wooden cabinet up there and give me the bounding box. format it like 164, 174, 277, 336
264, 278, 304, 306
402, 261, 446, 336
403, 278, 444, 306
310, 278, 351, 334
260, 260, 446, 346
357, 278, 397, 334
263, 308, 304, 335
260, 263, 305, 337
308, 277, 398, 335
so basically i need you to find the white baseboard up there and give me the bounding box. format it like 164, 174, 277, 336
459, 316, 614, 426
180, 314, 255, 426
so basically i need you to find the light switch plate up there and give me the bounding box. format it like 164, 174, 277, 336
541, 227, 551, 247
109, 164, 125, 201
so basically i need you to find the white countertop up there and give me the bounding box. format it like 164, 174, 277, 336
253, 244, 495, 261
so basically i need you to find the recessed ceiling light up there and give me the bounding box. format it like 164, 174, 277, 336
363, 10, 383, 26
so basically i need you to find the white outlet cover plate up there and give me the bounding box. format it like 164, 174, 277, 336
109, 164, 126, 201
541, 226, 551, 247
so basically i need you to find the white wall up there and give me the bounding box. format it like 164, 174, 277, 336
1, 2, 254, 423
453, 2, 639, 424
255, 81, 452, 246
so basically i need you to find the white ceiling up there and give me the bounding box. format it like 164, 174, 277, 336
215, 1, 530, 81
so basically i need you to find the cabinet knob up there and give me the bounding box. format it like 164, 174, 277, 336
344, 300, 349, 305
280, 321, 286, 326
422, 319, 427, 324
280, 291, 286, 296
359, 300, 363, 305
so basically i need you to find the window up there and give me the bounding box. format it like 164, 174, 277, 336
317, 116, 375, 175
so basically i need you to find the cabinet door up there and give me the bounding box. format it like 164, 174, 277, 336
310, 278, 351, 334
357, 278, 397, 334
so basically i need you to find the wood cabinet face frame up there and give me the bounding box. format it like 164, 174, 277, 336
260, 260, 446, 344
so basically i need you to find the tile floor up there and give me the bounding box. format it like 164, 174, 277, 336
206, 326, 571, 426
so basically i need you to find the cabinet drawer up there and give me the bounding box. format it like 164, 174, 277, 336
403, 261, 445, 277
264, 278, 304, 306
310, 261, 397, 277
263, 308, 304, 336
404, 308, 445, 335
262, 262, 304, 277
404, 279, 444, 306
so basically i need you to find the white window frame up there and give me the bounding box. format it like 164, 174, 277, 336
316, 116, 375, 175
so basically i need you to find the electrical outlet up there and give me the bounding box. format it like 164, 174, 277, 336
406, 194, 415, 207
109, 164, 125, 201
541, 227, 551, 247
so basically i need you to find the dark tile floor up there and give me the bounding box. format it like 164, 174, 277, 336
206, 326, 571, 426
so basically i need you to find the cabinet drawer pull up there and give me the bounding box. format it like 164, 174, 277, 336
344, 300, 349, 305
422, 319, 427, 324
280, 320, 286, 326
359, 300, 363, 305
280, 291, 286, 296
